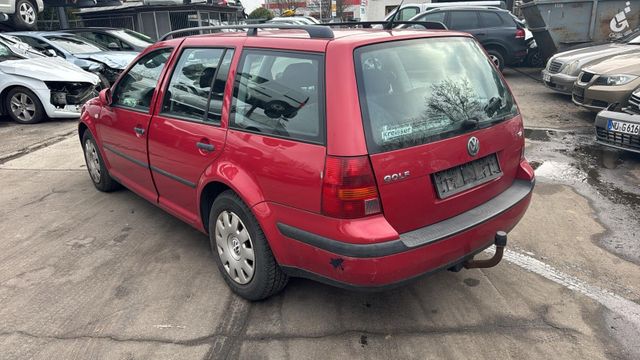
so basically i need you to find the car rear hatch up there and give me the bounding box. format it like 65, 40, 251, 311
354, 36, 524, 233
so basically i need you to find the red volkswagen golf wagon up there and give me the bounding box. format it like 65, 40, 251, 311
79, 24, 535, 300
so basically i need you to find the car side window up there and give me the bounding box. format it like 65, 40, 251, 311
15, 36, 63, 57
449, 11, 480, 30
208, 50, 234, 124
112, 48, 172, 112
231, 50, 324, 144
478, 11, 504, 27
161, 48, 231, 124
419, 11, 445, 23
398, 6, 420, 21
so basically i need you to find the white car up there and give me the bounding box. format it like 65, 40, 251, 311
0, 0, 44, 30
0, 35, 100, 124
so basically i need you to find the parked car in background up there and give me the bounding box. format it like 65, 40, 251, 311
542, 28, 640, 95
0, 0, 43, 30
8, 32, 138, 87
78, 25, 534, 300
0, 34, 99, 124
268, 17, 315, 25
62, 28, 154, 52
572, 52, 640, 112
384, 1, 505, 21
595, 89, 640, 153
405, 7, 527, 70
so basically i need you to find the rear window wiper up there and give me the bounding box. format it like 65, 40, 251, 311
484, 97, 502, 118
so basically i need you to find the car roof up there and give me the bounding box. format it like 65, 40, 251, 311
156, 28, 472, 53
426, 6, 507, 12
63, 27, 121, 32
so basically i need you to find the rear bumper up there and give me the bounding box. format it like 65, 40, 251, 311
257, 174, 534, 288
595, 109, 640, 154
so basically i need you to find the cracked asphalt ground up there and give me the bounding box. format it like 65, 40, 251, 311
1, 68, 640, 360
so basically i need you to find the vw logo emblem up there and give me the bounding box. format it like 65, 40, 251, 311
467, 136, 480, 157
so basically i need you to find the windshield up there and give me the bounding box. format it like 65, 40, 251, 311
0, 36, 43, 60
45, 35, 106, 54
355, 37, 518, 153
111, 29, 154, 47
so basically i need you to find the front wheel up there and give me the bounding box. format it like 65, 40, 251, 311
81, 131, 120, 192
209, 191, 288, 301
5, 87, 44, 124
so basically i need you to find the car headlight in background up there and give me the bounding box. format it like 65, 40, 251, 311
562, 60, 581, 75
593, 74, 638, 86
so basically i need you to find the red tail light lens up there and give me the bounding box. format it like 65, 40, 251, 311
322, 156, 382, 219
515, 28, 525, 39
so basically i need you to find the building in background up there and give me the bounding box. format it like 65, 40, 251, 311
264, 0, 362, 21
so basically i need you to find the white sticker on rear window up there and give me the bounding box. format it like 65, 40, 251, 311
381, 124, 413, 142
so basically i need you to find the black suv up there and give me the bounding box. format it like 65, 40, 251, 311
407, 7, 527, 71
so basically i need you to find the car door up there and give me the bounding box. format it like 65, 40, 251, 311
96, 48, 174, 201
147, 47, 234, 224
477, 10, 507, 45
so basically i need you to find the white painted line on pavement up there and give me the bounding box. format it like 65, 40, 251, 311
485, 248, 640, 327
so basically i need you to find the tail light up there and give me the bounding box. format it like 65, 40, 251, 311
322, 156, 382, 219
515, 28, 525, 39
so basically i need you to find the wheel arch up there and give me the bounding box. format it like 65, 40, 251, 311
197, 162, 267, 234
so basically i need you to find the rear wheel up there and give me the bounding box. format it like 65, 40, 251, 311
81, 131, 120, 192
11, 0, 37, 30
209, 191, 288, 301
5, 87, 44, 124
487, 49, 505, 72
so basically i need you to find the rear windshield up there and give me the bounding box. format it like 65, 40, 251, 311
355, 37, 518, 153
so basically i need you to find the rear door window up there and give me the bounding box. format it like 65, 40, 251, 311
162, 48, 234, 124
230, 50, 324, 144
449, 11, 480, 30
418, 11, 445, 24
354, 37, 518, 153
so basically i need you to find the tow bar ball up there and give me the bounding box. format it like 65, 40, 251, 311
464, 231, 508, 269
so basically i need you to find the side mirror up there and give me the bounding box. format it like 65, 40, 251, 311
107, 42, 119, 50
99, 88, 112, 106
45, 49, 57, 57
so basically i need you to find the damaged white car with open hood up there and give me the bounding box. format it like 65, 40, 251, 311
0, 34, 99, 124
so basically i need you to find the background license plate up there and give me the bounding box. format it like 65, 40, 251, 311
543, 73, 551, 82
608, 119, 640, 135
433, 154, 502, 199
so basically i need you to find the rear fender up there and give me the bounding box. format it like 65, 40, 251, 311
196, 159, 266, 230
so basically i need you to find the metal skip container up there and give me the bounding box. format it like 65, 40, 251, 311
520, 0, 639, 59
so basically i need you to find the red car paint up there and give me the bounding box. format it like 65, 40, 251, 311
79, 28, 535, 289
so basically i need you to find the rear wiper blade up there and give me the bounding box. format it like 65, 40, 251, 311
461, 116, 480, 129
484, 96, 502, 118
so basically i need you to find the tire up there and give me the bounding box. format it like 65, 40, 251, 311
486, 49, 505, 72
11, 0, 37, 30
81, 131, 120, 192
209, 190, 288, 301
526, 50, 545, 68
4, 87, 44, 124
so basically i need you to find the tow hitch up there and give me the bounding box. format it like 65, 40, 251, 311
464, 231, 507, 269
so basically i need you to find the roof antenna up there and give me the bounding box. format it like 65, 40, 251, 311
385, 0, 406, 30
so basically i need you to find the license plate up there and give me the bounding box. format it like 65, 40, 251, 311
543, 73, 551, 82
432, 154, 502, 199
608, 119, 640, 135
573, 86, 585, 98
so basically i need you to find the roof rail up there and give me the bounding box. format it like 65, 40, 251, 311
160, 24, 335, 41
320, 21, 447, 30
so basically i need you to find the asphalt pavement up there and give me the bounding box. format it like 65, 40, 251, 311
0, 68, 639, 359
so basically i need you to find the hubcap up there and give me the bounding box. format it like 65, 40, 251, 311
489, 55, 501, 68
19, 3, 35, 24
84, 140, 101, 183
215, 210, 255, 285
9, 92, 36, 122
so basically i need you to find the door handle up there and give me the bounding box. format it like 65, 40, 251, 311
196, 142, 215, 152
133, 126, 145, 136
